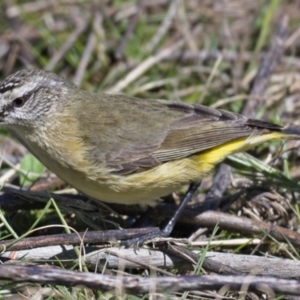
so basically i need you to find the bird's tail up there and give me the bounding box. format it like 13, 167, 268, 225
282, 126, 300, 139
246, 119, 300, 141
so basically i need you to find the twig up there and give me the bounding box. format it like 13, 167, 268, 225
162, 49, 300, 68
106, 40, 184, 93
115, 0, 144, 60
242, 15, 289, 117
73, 32, 96, 86
1, 265, 300, 295
3, 0, 34, 73
177, 0, 198, 52
0, 228, 158, 252
45, 19, 88, 71
159, 243, 244, 276
146, 0, 178, 52
3, 245, 300, 280
180, 210, 300, 248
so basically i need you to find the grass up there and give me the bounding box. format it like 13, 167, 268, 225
1, 0, 300, 298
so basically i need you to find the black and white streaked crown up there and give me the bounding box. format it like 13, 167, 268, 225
0, 75, 23, 94
0, 69, 77, 97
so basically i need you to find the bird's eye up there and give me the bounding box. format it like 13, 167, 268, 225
13, 97, 27, 108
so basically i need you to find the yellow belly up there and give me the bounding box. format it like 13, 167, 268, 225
18, 130, 285, 206
73, 132, 284, 205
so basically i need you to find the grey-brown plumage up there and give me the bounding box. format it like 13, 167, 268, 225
0, 69, 299, 205
72, 92, 284, 175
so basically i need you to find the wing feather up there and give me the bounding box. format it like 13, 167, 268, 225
76, 93, 283, 175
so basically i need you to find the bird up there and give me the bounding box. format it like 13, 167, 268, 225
0, 68, 299, 241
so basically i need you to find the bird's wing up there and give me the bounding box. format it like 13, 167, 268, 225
153, 105, 283, 162
78, 93, 283, 175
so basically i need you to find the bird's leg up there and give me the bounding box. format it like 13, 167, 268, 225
123, 181, 202, 247
161, 181, 201, 237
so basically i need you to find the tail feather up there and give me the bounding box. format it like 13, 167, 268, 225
246, 119, 283, 131
247, 119, 300, 139
282, 126, 300, 137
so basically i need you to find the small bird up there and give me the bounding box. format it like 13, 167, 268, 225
0, 69, 299, 239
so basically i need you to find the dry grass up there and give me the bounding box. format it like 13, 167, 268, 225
1, 0, 300, 298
